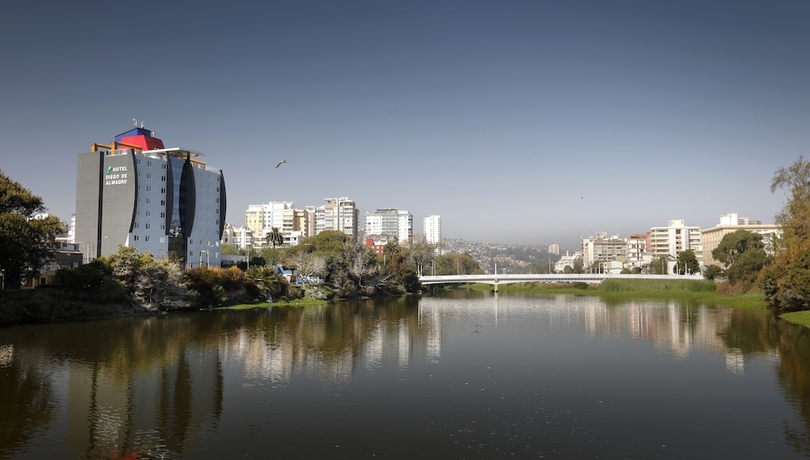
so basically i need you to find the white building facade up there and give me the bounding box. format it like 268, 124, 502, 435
649, 219, 702, 262
315, 197, 359, 240
423, 215, 442, 247
364, 208, 413, 243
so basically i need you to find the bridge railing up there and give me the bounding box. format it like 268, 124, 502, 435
419, 273, 704, 285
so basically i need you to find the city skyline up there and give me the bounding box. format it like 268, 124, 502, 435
2, 1, 807, 250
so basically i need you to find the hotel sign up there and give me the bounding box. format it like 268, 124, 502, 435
105, 165, 128, 186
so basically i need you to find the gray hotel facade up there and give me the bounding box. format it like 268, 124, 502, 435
75, 127, 226, 268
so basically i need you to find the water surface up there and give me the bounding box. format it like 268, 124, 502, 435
1, 291, 809, 459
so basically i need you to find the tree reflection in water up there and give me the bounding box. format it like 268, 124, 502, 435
4, 295, 810, 458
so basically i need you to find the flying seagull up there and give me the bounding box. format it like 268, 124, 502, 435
275, 159, 288, 168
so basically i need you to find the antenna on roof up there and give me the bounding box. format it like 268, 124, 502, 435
140, 120, 145, 129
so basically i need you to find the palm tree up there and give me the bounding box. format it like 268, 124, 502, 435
265, 227, 284, 249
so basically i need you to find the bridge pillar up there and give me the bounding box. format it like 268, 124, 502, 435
493, 283, 498, 293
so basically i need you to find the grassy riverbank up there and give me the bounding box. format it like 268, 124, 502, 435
460, 279, 769, 310
223, 296, 330, 310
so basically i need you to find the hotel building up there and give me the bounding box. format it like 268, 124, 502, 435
74, 126, 226, 268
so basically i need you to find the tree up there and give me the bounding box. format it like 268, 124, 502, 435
265, 227, 284, 249
220, 243, 240, 255
675, 250, 700, 275
651, 256, 668, 274
434, 253, 480, 275
0, 171, 67, 289
704, 265, 723, 281
761, 157, 810, 312
288, 251, 326, 283
713, 230, 765, 267
407, 235, 437, 275
572, 257, 584, 274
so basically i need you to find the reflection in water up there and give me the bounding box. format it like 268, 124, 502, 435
1, 293, 810, 458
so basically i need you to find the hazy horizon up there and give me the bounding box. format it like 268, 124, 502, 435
2, 1, 807, 251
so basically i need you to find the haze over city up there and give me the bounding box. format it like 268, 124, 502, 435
2, 0, 808, 250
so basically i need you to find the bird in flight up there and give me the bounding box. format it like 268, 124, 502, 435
275, 160, 288, 169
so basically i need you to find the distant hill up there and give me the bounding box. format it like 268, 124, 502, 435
441, 238, 561, 274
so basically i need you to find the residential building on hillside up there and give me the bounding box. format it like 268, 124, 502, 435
649, 219, 702, 262
365, 208, 413, 243
315, 197, 358, 239
75, 126, 225, 268
424, 215, 442, 253
548, 244, 560, 256
625, 233, 651, 269
701, 213, 780, 267
581, 232, 626, 268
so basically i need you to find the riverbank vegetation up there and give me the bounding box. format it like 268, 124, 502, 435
463, 278, 768, 310
3, 157, 810, 326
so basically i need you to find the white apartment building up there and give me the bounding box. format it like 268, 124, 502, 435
649, 219, 702, 262
245, 201, 296, 242
221, 224, 254, 250
701, 213, 780, 267
364, 208, 413, 243
581, 232, 626, 268
548, 244, 560, 256
424, 215, 442, 252
625, 233, 651, 269
315, 197, 359, 240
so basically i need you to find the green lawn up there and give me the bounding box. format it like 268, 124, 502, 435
780, 311, 810, 328
459, 279, 768, 310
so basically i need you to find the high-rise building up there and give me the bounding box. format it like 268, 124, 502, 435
581, 232, 626, 268
424, 215, 442, 248
245, 201, 295, 245
364, 208, 413, 243
315, 197, 358, 239
548, 244, 560, 256
649, 219, 702, 262
75, 126, 226, 268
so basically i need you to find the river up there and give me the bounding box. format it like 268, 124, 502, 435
1, 290, 810, 459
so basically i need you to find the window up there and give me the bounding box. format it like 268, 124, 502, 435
146, 185, 152, 192
134, 235, 140, 241
161, 176, 166, 182
147, 173, 152, 179
160, 212, 166, 218
147, 160, 152, 167
145, 210, 151, 217
160, 200, 165, 206
145, 236, 150, 242
146, 198, 151, 204
145, 223, 151, 229
134, 222, 140, 228
162, 164, 167, 170
161, 188, 166, 194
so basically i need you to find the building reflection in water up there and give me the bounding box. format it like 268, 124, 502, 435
0, 292, 799, 459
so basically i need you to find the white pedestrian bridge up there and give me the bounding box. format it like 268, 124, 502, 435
418, 273, 704, 291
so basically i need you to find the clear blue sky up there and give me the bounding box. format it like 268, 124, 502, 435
2, 0, 808, 251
